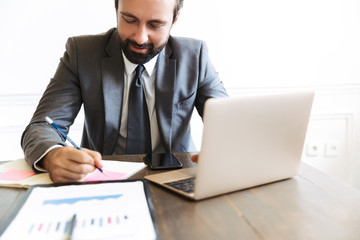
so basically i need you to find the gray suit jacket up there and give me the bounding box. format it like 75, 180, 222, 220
21, 28, 228, 168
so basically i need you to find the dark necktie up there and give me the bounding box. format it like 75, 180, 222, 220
126, 64, 152, 154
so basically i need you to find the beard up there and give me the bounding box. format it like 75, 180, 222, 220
120, 38, 167, 64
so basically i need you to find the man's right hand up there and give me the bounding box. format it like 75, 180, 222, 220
41, 146, 103, 183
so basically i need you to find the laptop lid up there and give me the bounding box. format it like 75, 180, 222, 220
194, 90, 314, 199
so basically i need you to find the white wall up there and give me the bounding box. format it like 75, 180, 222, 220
2, 0, 359, 94
0, 0, 116, 160
1, 0, 360, 188
174, 0, 360, 88
0, 0, 115, 95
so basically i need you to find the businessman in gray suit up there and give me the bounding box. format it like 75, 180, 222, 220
21, 0, 228, 182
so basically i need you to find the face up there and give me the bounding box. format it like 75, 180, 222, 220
116, 0, 178, 64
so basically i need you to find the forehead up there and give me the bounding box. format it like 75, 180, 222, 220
119, 0, 176, 19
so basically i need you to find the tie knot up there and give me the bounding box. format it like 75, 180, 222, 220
135, 64, 145, 79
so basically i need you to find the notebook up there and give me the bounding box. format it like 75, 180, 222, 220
145, 90, 314, 200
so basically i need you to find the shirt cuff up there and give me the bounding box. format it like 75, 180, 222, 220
33, 145, 63, 172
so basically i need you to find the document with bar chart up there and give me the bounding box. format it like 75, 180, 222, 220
0, 180, 157, 240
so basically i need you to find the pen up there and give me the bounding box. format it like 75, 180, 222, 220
68, 214, 76, 239
45, 116, 106, 175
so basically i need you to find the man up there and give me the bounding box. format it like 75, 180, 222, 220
21, 0, 228, 182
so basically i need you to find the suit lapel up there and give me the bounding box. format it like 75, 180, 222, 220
155, 46, 176, 152
101, 31, 124, 155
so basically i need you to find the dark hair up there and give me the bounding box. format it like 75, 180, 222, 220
114, 0, 183, 22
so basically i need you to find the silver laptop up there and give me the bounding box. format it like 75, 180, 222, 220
145, 90, 314, 200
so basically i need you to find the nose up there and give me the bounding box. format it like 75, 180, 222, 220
133, 24, 149, 45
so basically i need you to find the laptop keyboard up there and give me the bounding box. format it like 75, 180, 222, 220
164, 177, 196, 193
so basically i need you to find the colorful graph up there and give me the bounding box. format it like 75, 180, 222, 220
26, 214, 130, 238
27, 218, 73, 237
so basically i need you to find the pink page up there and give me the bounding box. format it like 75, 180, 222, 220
84, 170, 127, 182
0, 169, 35, 181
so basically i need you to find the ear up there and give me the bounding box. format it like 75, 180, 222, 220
173, 11, 180, 24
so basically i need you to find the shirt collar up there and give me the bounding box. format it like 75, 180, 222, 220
122, 52, 158, 77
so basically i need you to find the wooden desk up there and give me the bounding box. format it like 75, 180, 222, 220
1, 153, 360, 240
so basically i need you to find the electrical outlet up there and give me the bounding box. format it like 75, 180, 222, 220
306, 143, 320, 157
325, 142, 339, 157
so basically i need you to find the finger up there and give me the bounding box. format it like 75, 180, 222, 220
65, 147, 96, 166
82, 148, 103, 169
55, 147, 95, 172
66, 158, 96, 174
50, 167, 89, 183
48, 160, 88, 182
48, 147, 95, 182
191, 154, 199, 163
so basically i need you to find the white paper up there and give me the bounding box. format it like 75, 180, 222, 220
0, 181, 156, 240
